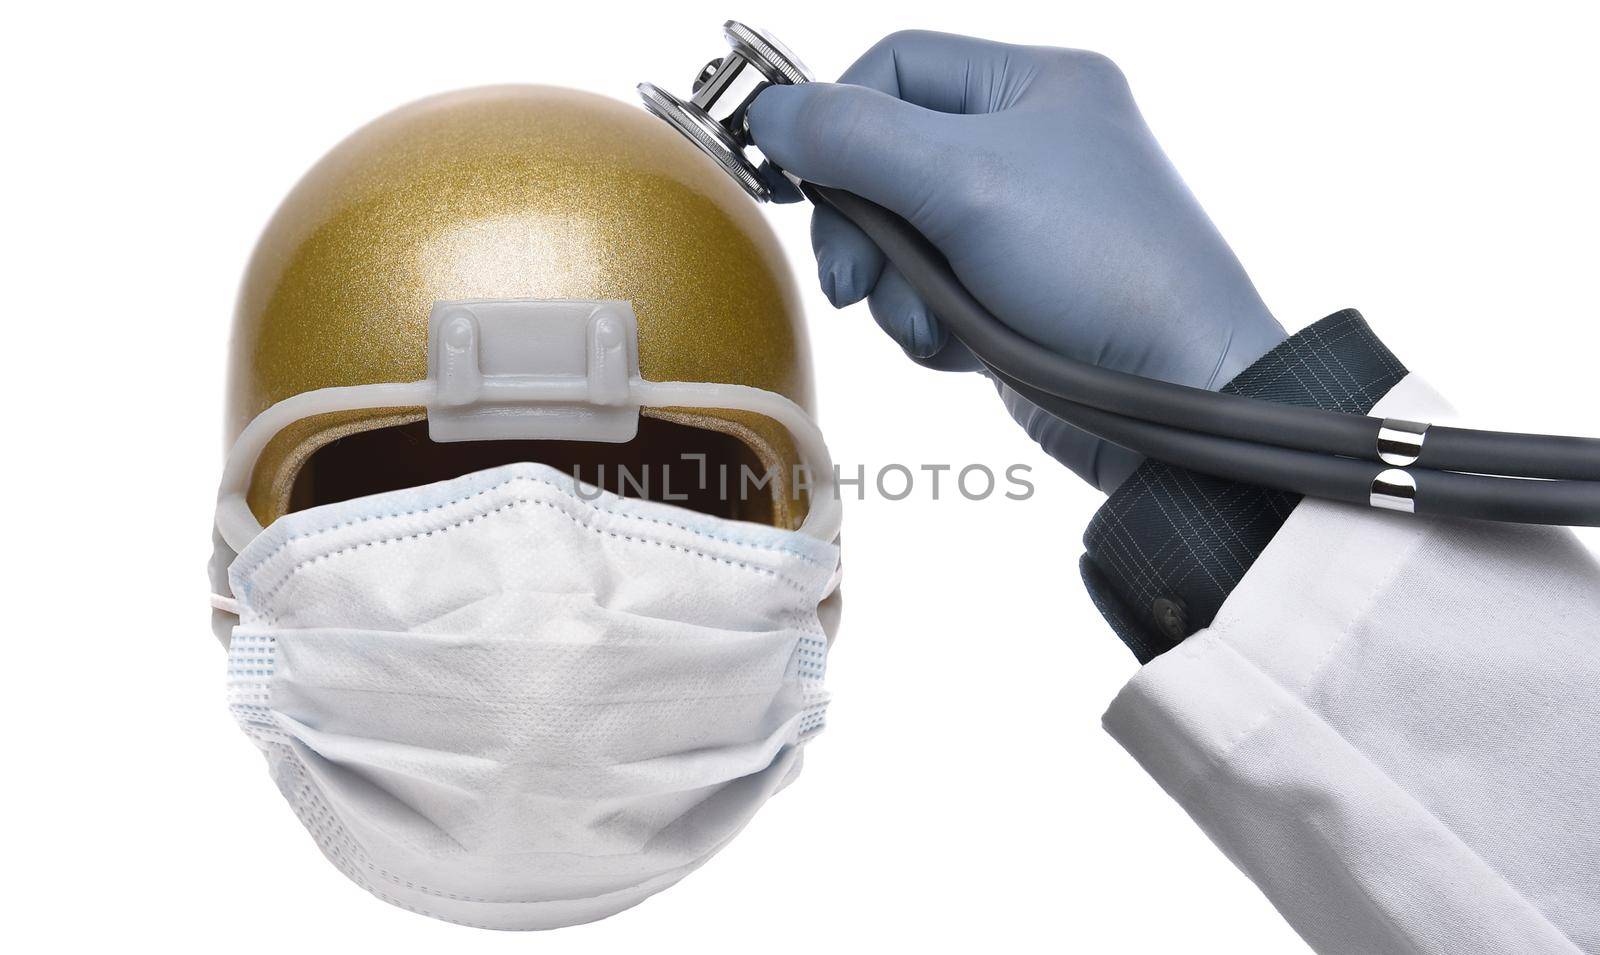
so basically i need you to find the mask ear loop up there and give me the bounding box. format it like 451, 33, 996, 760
214, 379, 841, 555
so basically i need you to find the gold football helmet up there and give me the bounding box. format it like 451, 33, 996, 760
219, 85, 831, 545
208, 85, 843, 928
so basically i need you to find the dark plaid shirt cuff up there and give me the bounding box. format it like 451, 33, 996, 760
1080, 309, 1408, 662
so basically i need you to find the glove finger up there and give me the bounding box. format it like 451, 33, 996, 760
915, 334, 985, 373
747, 82, 956, 219
811, 203, 884, 307
755, 160, 804, 203
867, 263, 944, 359
991, 376, 1145, 492
837, 30, 1045, 115
866, 264, 982, 371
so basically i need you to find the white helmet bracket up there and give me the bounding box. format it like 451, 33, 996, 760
427, 299, 641, 444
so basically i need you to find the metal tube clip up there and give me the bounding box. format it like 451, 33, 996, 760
1370, 467, 1419, 513
1377, 418, 1429, 467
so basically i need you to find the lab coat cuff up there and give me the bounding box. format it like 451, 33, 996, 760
1102, 374, 1595, 952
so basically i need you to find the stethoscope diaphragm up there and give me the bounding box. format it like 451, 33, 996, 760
638, 20, 811, 201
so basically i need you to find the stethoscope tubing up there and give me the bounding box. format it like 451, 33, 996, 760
804, 184, 1600, 525
993, 363, 1600, 526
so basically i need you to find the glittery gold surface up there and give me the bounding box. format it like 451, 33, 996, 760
229, 86, 813, 526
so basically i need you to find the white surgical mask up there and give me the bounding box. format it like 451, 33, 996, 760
221, 462, 841, 929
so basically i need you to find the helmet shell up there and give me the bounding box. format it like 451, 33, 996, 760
229, 86, 813, 525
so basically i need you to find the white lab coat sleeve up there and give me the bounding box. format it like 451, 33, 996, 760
1103, 373, 1600, 955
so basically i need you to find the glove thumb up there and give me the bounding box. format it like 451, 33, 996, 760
748, 82, 956, 222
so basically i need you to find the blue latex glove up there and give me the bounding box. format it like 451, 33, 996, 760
747, 31, 1287, 491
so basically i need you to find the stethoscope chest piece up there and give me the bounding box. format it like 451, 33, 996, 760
638, 20, 810, 201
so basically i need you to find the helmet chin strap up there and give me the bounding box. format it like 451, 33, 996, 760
215, 299, 841, 555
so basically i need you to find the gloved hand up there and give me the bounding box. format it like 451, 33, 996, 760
747, 31, 1287, 491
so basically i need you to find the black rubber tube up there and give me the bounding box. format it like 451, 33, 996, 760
809, 184, 1600, 483
1422, 426, 1600, 483
993, 368, 1377, 503
995, 367, 1600, 526
1421, 468, 1600, 525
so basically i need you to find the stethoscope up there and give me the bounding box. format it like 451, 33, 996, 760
640, 22, 1600, 526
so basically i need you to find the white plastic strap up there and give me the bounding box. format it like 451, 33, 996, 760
427, 300, 643, 444
213, 380, 840, 552
215, 300, 841, 552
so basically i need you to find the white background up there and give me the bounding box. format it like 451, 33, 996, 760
6, 1, 1596, 951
